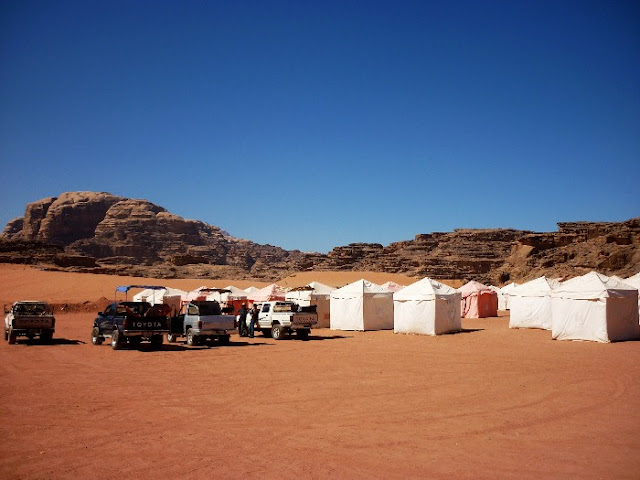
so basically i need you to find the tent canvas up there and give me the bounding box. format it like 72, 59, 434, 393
551, 271, 640, 343
622, 273, 640, 320
509, 277, 560, 330
285, 282, 335, 328
393, 278, 461, 335
458, 281, 498, 318
498, 282, 519, 310
330, 279, 394, 331
132, 287, 187, 305
248, 284, 288, 302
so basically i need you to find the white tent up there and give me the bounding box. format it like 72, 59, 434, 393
622, 273, 640, 320
330, 279, 394, 331
509, 277, 560, 330
222, 285, 248, 301
285, 282, 335, 328
244, 286, 260, 294
393, 278, 461, 335
551, 271, 640, 343
498, 282, 519, 310
248, 284, 288, 302
132, 287, 187, 305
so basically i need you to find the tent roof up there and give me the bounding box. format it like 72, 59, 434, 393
458, 280, 494, 297
288, 281, 335, 295
248, 283, 288, 301
500, 282, 519, 293
394, 277, 459, 301
511, 276, 560, 296
223, 285, 249, 297
552, 271, 638, 299
331, 279, 390, 296
623, 272, 640, 289
244, 286, 260, 294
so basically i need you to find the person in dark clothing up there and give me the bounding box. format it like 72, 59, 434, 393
238, 304, 248, 337
249, 304, 259, 338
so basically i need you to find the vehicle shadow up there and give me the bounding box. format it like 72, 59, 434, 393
449, 328, 484, 335
9, 338, 86, 346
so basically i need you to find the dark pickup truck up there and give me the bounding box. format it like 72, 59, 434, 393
91, 301, 171, 350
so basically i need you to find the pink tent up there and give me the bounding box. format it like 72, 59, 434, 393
458, 280, 498, 318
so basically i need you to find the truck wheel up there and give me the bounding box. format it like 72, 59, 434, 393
186, 329, 197, 346
111, 329, 123, 350
8, 329, 16, 345
91, 327, 103, 345
297, 329, 310, 340
271, 324, 287, 340
150, 335, 163, 349
218, 334, 230, 345
167, 332, 178, 343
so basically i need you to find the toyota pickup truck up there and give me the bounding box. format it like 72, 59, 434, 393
91, 301, 171, 350
167, 300, 235, 346
240, 301, 318, 340
4, 301, 55, 344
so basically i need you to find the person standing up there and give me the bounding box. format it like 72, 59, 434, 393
249, 304, 259, 338
238, 304, 248, 337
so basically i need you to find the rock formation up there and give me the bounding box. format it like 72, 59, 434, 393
2, 191, 638, 282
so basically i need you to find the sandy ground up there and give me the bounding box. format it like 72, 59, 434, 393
0, 265, 639, 479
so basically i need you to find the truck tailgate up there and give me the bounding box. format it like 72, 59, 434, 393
292, 313, 318, 326
199, 315, 235, 331
13, 316, 54, 329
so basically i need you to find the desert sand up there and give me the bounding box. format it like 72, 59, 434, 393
0, 264, 639, 479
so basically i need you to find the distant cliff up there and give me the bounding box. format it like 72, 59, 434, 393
2, 191, 638, 283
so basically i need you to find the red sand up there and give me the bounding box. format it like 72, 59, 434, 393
0, 265, 639, 479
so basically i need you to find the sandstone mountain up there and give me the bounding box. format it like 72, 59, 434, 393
1, 191, 638, 283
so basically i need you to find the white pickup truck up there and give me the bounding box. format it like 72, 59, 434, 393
167, 301, 235, 346
4, 301, 55, 344
241, 301, 318, 340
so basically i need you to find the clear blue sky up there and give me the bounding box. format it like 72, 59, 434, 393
1, 0, 639, 253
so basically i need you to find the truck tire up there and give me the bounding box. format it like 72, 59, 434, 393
186, 329, 198, 346
218, 334, 230, 345
166, 332, 179, 343
297, 329, 310, 340
91, 327, 103, 345
271, 324, 287, 340
150, 335, 163, 349
111, 329, 124, 350
8, 329, 16, 345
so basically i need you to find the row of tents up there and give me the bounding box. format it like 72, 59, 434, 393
131, 271, 640, 343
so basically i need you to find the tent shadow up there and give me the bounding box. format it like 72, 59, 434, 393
304, 335, 351, 341
448, 328, 484, 335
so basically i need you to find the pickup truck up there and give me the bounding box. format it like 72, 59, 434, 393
4, 301, 55, 344
240, 301, 318, 340
91, 301, 171, 350
167, 300, 235, 346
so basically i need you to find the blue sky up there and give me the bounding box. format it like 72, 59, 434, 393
1, 0, 638, 253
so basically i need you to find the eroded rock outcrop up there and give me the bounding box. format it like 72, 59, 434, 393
1, 191, 638, 282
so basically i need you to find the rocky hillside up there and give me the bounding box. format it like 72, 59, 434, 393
1, 192, 638, 283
